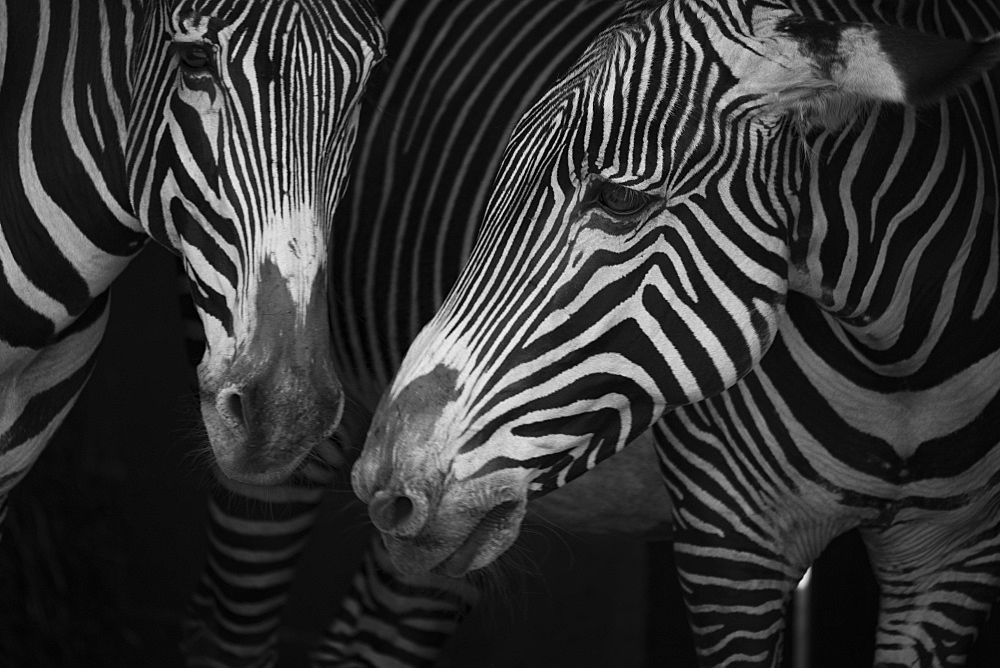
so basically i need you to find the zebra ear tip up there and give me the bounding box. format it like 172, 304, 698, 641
893, 37, 1000, 107
766, 21, 1000, 129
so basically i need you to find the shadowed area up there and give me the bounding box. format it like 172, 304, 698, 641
0, 245, 663, 667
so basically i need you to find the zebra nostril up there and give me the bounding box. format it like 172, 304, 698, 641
225, 392, 244, 425
389, 495, 414, 526
216, 387, 249, 433
370, 490, 426, 536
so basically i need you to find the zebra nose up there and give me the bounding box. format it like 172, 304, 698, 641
369, 489, 429, 537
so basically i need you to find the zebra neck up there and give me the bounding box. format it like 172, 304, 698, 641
1, 0, 148, 337
784, 78, 999, 381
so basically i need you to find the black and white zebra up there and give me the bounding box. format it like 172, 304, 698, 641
353, 1, 1000, 665
182, 1, 678, 666
0, 0, 382, 640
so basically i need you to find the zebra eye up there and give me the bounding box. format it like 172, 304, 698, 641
178, 43, 212, 71
596, 183, 650, 216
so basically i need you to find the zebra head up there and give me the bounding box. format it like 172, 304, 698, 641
353, 1, 1000, 575
128, 0, 385, 484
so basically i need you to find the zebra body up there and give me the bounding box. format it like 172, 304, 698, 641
657, 86, 1000, 662
1, 0, 382, 650
353, 0, 1000, 665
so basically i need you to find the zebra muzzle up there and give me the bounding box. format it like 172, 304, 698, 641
373, 488, 528, 577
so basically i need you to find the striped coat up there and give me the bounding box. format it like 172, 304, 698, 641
355, 1, 1000, 665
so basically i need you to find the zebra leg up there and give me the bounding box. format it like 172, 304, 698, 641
670, 528, 803, 668
310, 533, 478, 668
183, 461, 333, 668
863, 518, 1000, 667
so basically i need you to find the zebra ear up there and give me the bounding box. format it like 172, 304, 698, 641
762, 15, 1000, 128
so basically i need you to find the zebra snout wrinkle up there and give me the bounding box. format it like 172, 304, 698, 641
369, 489, 428, 537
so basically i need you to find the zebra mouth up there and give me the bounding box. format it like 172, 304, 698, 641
434, 499, 522, 577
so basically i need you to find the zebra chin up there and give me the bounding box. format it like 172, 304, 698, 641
381, 501, 528, 578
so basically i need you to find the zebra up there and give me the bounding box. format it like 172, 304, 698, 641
181, 1, 678, 666
352, 0, 1000, 665
0, 0, 382, 642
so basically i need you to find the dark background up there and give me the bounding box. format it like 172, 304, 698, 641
0, 244, 669, 668
0, 243, 997, 667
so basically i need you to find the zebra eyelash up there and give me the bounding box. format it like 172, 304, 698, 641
596, 181, 652, 216
586, 180, 658, 234
173, 41, 217, 74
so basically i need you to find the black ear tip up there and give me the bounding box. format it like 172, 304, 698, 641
880, 28, 1000, 105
